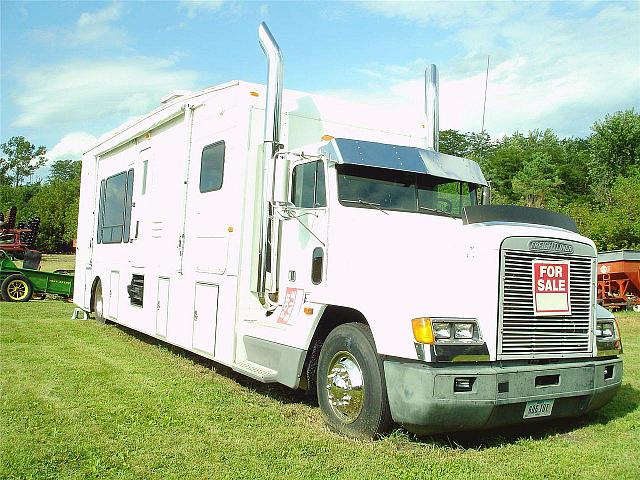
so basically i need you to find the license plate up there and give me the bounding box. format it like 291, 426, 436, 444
523, 399, 554, 418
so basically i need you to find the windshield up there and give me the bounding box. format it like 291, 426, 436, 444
337, 164, 477, 218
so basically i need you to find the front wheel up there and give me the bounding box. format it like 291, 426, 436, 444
1, 274, 33, 302
317, 323, 394, 439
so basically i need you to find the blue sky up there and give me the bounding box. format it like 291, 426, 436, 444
1, 0, 639, 171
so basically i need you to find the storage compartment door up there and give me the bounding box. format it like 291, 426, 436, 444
192, 283, 219, 356
108, 271, 119, 319
156, 277, 170, 337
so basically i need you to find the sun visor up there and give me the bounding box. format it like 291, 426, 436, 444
320, 138, 487, 186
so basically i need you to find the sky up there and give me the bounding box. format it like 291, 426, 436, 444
1, 0, 639, 176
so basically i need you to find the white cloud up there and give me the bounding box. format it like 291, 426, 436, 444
30, 2, 126, 46
47, 132, 98, 163
179, 0, 224, 20
349, 1, 640, 138
11, 56, 199, 130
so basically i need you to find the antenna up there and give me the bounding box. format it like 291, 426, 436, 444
481, 55, 490, 133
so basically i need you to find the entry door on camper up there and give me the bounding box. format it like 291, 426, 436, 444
279, 160, 329, 297
184, 139, 229, 275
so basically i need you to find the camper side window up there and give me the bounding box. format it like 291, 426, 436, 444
200, 141, 225, 193
97, 170, 134, 244
291, 161, 326, 208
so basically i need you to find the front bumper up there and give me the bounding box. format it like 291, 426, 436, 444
384, 357, 622, 435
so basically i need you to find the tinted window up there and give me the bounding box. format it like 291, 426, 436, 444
97, 170, 134, 244
311, 247, 324, 284
337, 164, 477, 217
200, 141, 225, 192
338, 166, 415, 210
292, 161, 326, 208
315, 162, 326, 207
141, 160, 148, 195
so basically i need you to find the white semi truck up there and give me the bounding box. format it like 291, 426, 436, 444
73, 23, 623, 438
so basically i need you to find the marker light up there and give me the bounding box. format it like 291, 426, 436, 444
321, 134, 334, 141
250, 91, 260, 97
412, 317, 435, 344
454, 323, 474, 340
433, 322, 451, 340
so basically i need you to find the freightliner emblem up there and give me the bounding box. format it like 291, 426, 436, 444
528, 240, 574, 254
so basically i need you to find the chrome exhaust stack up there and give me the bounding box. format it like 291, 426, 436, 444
425, 64, 439, 151
257, 22, 284, 308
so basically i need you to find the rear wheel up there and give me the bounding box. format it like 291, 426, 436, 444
316, 323, 393, 439
1, 274, 33, 302
92, 280, 106, 324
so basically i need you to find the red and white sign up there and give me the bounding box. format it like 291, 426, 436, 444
532, 260, 571, 316
276, 287, 304, 325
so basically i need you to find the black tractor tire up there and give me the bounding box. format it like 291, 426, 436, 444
1, 274, 34, 302
316, 322, 394, 439
92, 280, 106, 324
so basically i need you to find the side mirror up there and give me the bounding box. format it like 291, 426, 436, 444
274, 201, 296, 219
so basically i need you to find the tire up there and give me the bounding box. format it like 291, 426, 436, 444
92, 280, 106, 324
1, 274, 34, 302
316, 323, 394, 439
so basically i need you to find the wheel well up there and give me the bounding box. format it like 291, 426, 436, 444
300, 305, 369, 394
89, 276, 102, 312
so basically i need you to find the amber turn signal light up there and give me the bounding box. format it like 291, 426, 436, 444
412, 317, 435, 344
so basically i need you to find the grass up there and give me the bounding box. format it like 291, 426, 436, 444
1, 302, 639, 480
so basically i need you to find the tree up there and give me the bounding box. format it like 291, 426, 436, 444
48, 159, 82, 183
512, 152, 563, 208
439, 130, 470, 157
0, 136, 47, 187
588, 109, 640, 204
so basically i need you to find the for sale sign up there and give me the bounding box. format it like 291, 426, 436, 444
532, 260, 571, 316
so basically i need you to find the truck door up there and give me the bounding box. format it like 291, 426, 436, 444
278, 159, 329, 300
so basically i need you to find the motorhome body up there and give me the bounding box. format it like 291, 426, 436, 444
74, 26, 622, 438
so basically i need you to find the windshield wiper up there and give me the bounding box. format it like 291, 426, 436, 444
418, 206, 456, 218
342, 199, 389, 215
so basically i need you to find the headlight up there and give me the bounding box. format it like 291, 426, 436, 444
412, 318, 481, 344
433, 322, 452, 339
454, 323, 474, 339
596, 321, 616, 339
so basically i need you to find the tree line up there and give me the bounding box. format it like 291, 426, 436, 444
1, 109, 638, 253
1, 145, 80, 252
440, 109, 639, 251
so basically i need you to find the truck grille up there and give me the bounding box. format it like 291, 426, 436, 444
499, 247, 595, 358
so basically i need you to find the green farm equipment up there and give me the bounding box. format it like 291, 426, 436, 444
0, 250, 74, 302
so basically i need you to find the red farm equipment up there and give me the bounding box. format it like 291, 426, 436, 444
597, 250, 640, 311
0, 206, 40, 259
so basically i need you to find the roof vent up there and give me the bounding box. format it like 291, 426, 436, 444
160, 90, 192, 104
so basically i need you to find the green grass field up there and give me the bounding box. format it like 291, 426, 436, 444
1, 303, 639, 480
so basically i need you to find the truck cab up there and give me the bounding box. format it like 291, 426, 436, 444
250, 134, 623, 438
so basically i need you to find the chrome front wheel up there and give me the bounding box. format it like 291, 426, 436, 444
317, 323, 393, 439
326, 351, 365, 423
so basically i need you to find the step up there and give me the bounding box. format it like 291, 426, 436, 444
232, 360, 278, 383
